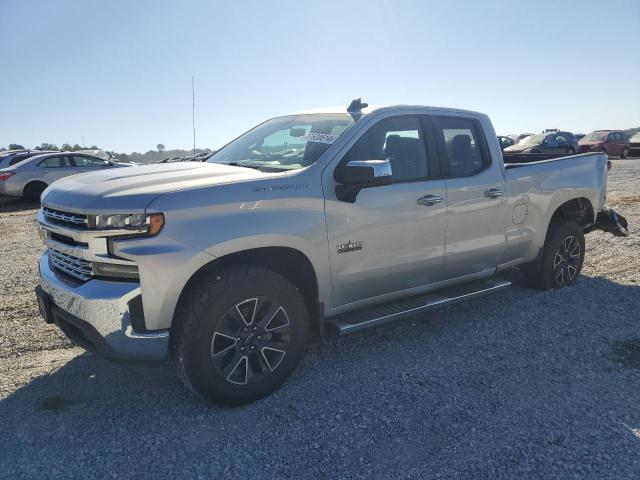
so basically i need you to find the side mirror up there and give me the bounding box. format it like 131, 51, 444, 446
334, 159, 392, 202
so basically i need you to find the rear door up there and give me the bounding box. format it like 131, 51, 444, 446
541, 134, 558, 153
605, 133, 619, 156
37, 155, 73, 183
616, 132, 627, 156
431, 116, 507, 279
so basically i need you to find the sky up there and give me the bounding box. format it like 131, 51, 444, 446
1, 0, 639, 153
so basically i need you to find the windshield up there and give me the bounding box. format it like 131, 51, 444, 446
582, 132, 607, 142
518, 133, 546, 145
208, 114, 355, 171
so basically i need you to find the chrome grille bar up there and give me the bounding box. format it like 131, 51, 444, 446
49, 249, 93, 281
42, 207, 88, 228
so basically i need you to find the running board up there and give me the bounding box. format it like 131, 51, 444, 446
326, 278, 511, 335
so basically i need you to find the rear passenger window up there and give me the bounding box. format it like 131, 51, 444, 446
38, 156, 71, 168
347, 116, 428, 182
433, 117, 487, 176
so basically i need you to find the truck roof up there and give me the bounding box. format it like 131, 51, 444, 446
290, 104, 487, 119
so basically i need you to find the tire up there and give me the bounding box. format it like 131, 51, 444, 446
23, 182, 47, 202
172, 266, 309, 406
567, 147, 575, 155
621, 147, 629, 159
523, 218, 585, 290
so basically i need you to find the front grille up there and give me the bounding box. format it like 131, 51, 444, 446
42, 207, 88, 229
49, 249, 93, 281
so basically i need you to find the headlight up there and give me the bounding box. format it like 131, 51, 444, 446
89, 212, 164, 235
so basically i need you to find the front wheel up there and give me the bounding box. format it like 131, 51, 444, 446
567, 147, 575, 155
621, 147, 629, 159
523, 219, 585, 290
172, 267, 309, 406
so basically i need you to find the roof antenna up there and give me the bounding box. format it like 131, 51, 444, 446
192, 76, 196, 158
347, 98, 368, 113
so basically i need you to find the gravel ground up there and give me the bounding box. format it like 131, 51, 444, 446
1, 159, 639, 479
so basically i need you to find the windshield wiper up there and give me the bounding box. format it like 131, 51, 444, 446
225, 161, 287, 172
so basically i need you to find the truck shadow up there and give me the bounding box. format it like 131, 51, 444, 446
1, 275, 639, 477
0, 195, 39, 213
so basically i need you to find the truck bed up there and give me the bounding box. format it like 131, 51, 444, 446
503, 152, 587, 167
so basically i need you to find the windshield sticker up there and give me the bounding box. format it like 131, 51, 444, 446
303, 133, 339, 145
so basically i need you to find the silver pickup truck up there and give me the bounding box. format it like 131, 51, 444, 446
35, 99, 628, 405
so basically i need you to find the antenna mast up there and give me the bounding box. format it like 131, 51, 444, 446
192, 76, 196, 157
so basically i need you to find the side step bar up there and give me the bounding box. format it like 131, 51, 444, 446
326, 278, 511, 336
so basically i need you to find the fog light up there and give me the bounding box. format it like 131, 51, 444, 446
92, 262, 139, 279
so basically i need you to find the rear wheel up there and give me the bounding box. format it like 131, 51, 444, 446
172, 267, 309, 406
22, 181, 47, 202
523, 219, 585, 290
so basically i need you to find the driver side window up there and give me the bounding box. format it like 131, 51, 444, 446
346, 116, 428, 182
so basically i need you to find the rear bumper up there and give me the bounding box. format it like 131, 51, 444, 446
38, 252, 169, 362
0, 179, 23, 197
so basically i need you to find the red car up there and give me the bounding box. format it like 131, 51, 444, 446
578, 130, 630, 158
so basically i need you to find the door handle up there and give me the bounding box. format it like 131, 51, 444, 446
417, 194, 443, 206
484, 188, 503, 199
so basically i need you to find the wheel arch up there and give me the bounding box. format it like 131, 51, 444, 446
22, 180, 48, 199
549, 197, 595, 230
528, 197, 594, 271
173, 246, 323, 338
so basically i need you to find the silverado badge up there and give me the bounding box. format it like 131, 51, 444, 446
337, 241, 363, 254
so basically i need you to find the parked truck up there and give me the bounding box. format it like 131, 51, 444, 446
35, 99, 628, 405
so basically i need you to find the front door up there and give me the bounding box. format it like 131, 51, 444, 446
431, 115, 507, 279
70, 155, 111, 174
324, 115, 446, 307
541, 134, 559, 153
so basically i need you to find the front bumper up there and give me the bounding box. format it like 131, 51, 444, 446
38, 252, 169, 362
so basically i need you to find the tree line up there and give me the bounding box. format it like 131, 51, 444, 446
0, 143, 213, 164
3, 142, 100, 152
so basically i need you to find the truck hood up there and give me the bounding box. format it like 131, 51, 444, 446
42, 162, 268, 213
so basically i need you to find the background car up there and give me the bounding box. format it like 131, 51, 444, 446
504, 131, 579, 154
0, 150, 57, 169
574, 133, 585, 141
516, 133, 533, 141
497, 136, 516, 150
578, 130, 630, 158
628, 133, 640, 157
0, 152, 132, 200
